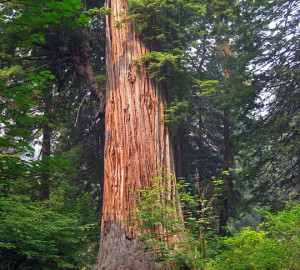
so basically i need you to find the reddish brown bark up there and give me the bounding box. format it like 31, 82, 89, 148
93, 1, 180, 269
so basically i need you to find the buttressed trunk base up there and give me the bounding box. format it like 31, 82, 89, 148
94, 219, 158, 269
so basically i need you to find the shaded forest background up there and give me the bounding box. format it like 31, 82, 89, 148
0, 0, 299, 269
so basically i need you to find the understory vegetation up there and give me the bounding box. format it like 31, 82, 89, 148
129, 174, 300, 269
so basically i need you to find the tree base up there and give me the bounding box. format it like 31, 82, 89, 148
93, 219, 160, 270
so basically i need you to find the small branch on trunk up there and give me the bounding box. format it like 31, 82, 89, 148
74, 91, 89, 127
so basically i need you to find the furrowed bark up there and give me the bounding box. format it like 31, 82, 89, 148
93, 0, 181, 269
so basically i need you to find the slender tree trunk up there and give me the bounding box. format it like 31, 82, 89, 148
175, 133, 182, 179
40, 89, 52, 201
181, 132, 189, 181
175, 123, 189, 181
93, 1, 181, 269
198, 98, 204, 184
40, 124, 51, 200
179, 123, 189, 181
175, 123, 185, 179
219, 109, 230, 236
218, 40, 230, 237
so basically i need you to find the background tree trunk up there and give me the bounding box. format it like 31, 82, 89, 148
40, 88, 52, 201
219, 110, 230, 236
93, 1, 180, 269
219, 40, 231, 237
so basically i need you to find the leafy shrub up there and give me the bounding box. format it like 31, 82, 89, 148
0, 184, 99, 270
0, 152, 99, 269
0, 195, 83, 270
207, 203, 300, 270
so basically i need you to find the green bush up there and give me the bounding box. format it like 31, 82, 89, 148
207, 203, 300, 270
0, 187, 100, 269
0, 155, 99, 269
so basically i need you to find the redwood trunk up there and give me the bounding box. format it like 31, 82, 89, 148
93, 1, 179, 269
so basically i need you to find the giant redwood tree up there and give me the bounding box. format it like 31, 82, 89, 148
93, 0, 181, 269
